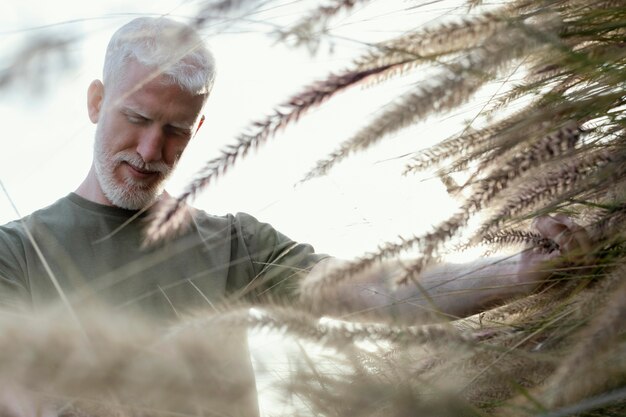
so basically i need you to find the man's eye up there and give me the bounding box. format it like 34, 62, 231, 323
126, 114, 147, 124
166, 126, 191, 138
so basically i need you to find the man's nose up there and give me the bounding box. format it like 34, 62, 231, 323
136, 126, 164, 163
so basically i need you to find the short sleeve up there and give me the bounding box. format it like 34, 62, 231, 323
230, 212, 328, 301
0, 223, 31, 310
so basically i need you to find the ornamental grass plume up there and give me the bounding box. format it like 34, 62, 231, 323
1, 0, 625, 416
154, 0, 626, 414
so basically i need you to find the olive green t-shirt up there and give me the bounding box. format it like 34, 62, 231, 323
0, 193, 328, 416
0, 193, 326, 318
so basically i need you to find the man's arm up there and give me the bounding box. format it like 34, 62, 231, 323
298, 215, 590, 322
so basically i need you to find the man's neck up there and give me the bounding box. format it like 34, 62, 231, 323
75, 165, 114, 207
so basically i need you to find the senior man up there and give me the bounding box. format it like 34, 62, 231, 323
0, 16, 586, 416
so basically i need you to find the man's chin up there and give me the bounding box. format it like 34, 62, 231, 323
96, 166, 167, 209
106, 186, 162, 210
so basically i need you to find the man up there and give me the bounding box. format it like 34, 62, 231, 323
0, 17, 325, 318
0, 16, 586, 416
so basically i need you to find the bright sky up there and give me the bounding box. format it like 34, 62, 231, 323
0, 0, 483, 260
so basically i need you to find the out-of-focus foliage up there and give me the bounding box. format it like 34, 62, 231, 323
160, 0, 624, 415
0, 0, 624, 416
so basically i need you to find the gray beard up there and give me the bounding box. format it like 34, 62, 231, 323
93, 132, 172, 210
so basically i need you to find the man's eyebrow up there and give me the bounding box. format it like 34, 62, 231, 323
120, 106, 148, 118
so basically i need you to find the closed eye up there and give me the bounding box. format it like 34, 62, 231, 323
122, 110, 149, 124
127, 115, 148, 124
165, 125, 192, 138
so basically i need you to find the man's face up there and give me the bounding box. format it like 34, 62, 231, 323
92, 60, 206, 209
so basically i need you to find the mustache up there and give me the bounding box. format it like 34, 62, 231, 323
114, 152, 171, 175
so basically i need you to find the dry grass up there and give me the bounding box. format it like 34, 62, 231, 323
0, 0, 625, 416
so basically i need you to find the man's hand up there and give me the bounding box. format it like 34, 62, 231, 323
532, 214, 591, 255
516, 214, 592, 290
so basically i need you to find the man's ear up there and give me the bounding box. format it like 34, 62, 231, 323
87, 80, 104, 124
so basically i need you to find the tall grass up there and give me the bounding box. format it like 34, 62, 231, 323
1, 0, 624, 416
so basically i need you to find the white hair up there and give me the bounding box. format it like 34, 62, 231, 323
103, 17, 216, 95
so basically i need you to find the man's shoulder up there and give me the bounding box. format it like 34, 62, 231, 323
0, 197, 71, 261
192, 210, 299, 249
188, 207, 231, 229
0, 195, 73, 237
190, 208, 265, 232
